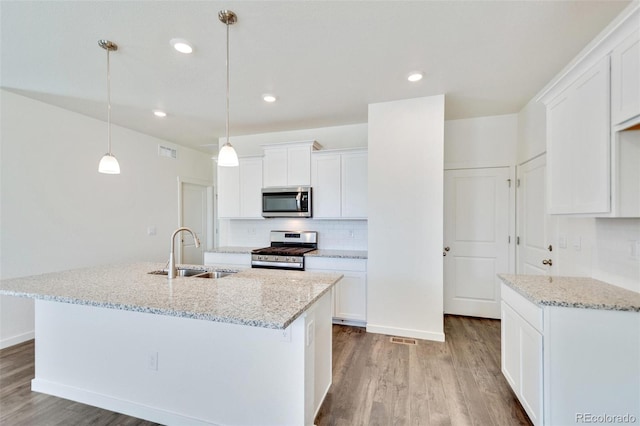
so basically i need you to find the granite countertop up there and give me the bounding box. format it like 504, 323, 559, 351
209, 246, 256, 254
0, 262, 342, 329
498, 274, 640, 312
305, 249, 368, 259
207, 247, 368, 259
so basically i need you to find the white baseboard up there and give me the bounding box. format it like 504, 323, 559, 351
0, 331, 34, 349
366, 323, 445, 342
31, 379, 218, 426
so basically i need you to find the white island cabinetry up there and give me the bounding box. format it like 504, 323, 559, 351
499, 276, 640, 426
306, 256, 367, 325
1, 264, 341, 426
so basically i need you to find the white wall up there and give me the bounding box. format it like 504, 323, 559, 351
0, 90, 214, 348
367, 95, 445, 342
444, 114, 518, 169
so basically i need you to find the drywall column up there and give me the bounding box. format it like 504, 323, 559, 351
367, 95, 445, 341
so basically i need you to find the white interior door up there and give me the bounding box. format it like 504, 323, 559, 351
517, 155, 554, 275
181, 182, 208, 265
444, 167, 512, 319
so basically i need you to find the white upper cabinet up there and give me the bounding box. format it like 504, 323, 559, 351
218, 156, 263, 219
546, 57, 610, 215
311, 149, 368, 219
341, 151, 368, 218
239, 157, 263, 218
311, 153, 342, 218
262, 141, 321, 188
539, 3, 640, 217
611, 29, 640, 127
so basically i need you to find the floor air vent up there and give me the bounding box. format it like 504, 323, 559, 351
390, 336, 417, 345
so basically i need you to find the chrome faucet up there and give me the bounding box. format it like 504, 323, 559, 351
168, 227, 201, 279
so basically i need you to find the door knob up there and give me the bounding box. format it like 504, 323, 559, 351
444, 247, 450, 251
542, 259, 553, 266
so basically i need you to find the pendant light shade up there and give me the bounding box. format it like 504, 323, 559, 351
98, 39, 120, 175
217, 10, 239, 167
98, 153, 121, 174
218, 142, 239, 167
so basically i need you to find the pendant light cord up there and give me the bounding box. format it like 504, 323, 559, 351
106, 46, 112, 155
225, 19, 230, 145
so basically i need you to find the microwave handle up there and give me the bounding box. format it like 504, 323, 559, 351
296, 192, 301, 211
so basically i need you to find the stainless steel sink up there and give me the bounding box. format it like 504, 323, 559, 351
148, 269, 236, 279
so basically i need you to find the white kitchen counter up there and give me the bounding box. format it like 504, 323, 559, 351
0, 262, 342, 329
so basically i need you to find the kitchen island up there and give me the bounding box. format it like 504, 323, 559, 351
0, 262, 342, 426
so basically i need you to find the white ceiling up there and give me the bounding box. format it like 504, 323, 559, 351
0, 1, 630, 152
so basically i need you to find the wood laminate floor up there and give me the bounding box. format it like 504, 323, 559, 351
0, 315, 532, 426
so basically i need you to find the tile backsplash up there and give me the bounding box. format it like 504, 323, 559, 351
218, 219, 368, 251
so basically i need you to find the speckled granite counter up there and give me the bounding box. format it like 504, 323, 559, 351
306, 249, 368, 259
0, 262, 342, 329
207, 247, 368, 259
498, 274, 640, 312
208, 246, 256, 254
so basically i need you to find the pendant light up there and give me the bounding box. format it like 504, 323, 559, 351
217, 10, 239, 167
98, 39, 121, 174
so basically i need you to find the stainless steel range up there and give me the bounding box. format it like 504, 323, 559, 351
251, 231, 318, 270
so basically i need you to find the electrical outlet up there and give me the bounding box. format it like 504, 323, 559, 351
148, 352, 158, 371
573, 237, 582, 251
630, 240, 640, 260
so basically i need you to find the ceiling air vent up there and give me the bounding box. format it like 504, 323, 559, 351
158, 145, 177, 159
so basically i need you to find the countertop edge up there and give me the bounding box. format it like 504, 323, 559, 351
498, 274, 640, 312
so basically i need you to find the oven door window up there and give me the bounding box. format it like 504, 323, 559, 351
263, 193, 300, 212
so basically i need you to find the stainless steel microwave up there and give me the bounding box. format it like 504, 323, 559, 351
262, 187, 312, 218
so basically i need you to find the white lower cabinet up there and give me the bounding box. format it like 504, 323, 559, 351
501, 283, 640, 426
501, 299, 543, 425
204, 252, 250, 268
306, 257, 367, 326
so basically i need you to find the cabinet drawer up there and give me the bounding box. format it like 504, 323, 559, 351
501, 283, 543, 333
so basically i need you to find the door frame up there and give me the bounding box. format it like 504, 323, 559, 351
177, 176, 214, 263
443, 165, 516, 319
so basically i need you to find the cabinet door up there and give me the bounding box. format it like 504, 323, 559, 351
287, 145, 312, 186
334, 271, 366, 322
520, 320, 543, 426
218, 165, 240, 218
239, 158, 263, 218
612, 30, 640, 126
501, 301, 521, 393
311, 154, 341, 218
501, 300, 543, 426
547, 56, 610, 214
263, 148, 288, 187
341, 152, 368, 218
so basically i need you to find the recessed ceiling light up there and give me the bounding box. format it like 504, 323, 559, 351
407, 72, 423, 82
263, 94, 277, 103
153, 110, 167, 118
170, 38, 193, 54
